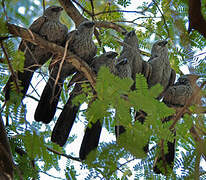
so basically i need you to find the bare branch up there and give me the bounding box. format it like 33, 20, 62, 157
47, 147, 81, 162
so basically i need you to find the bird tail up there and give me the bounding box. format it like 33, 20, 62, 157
34, 74, 64, 124
153, 139, 176, 175
51, 83, 81, 146
79, 120, 102, 160
4, 70, 34, 101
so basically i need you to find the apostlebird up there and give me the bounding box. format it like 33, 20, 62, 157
4, 6, 68, 102
115, 30, 149, 147
147, 40, 176, 95
153, 74, 201, 175
34, 21, 97, 124
132, 40, 177, 154
51, 52, 118, 150
79, 51, 134, 160
118, 30, 143, 82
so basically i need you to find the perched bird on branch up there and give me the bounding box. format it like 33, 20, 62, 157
4, 6, 68, 102
115, 30, 150, 148
153, 74, 201, 175
135, 40, 176, 122
118, 30, 145, 82
51, 52, 118, 149
79, 51, 134, 160
34, 21, 97, 124
147, 40, 176, 96
163, 74, 201, 107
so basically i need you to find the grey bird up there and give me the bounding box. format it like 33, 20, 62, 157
118, 30, 143, 82
133, 40, 176, 157
34, 21, 97, 124
79, 51, 134, 160
115, 31, 146, 145
4, 6, 68, 101
51, 52, 118, 150
153, 74, 201, 175
134, 40, 176, 125
148, 40, 176, 94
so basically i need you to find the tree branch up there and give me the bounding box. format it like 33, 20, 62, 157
47, 147, 81, 162
58, 0, 127, 34
6, 23, 96, 90
188, 0, 206, 38
0, 114, 14, 179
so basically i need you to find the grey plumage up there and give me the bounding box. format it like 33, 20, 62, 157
4, 6, 68, 101
118, 30, 143, 82
148, 40, 176, 92
79, 51, 130, 160
153, 74, 200, 175
51, 51, 118, 150
163, 74, 201, 107
34, 21, 97, 124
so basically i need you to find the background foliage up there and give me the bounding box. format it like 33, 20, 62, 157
0, 0, 205, 179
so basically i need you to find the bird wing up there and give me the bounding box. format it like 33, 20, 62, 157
18, 16, 46, 51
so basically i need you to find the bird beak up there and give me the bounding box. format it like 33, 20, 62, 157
128, 30, 136, 36
52, 6, 63, 12
158, 40, 168, 47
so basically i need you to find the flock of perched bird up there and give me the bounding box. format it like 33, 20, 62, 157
4, 5, 202, 175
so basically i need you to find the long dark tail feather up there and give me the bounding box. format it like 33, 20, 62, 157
34, 76, 63, 124
79, 120, 102, 160
153, 140, 176, 175
115, 110, 149, 153
4, 70, 34, 101
51, 83, 81, 146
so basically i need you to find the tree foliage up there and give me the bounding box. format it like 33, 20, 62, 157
0, 0, 205, 179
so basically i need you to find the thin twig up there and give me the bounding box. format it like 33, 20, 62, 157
39, 170, 65, 180
152, 0, 170, 38
1, 42, 20, 94
90, 0, 95, 19
93, 10, 144, 17
72, 0, 93, 17
47, 147, 81, 162
52, 39, 69, 103
25, 95, 63, 110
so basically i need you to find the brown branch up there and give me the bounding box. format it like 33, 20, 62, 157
95, 21, 127, 34
188, 0, 206, 38
58, 0, 86, 26
0, 114, 14, 179
72, 0, 93, 17
93, 10, 144, 17
47, 147, 81, 162
58, 0, 127, 34
6, 23, 96, 90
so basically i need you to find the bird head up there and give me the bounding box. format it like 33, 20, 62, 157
92, 51, 118, 73
151, 40, 168, 57
77, 21, 95, 37
123, 30, 139, 49
177, 74, 200, 86
44, 6, 63, 21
